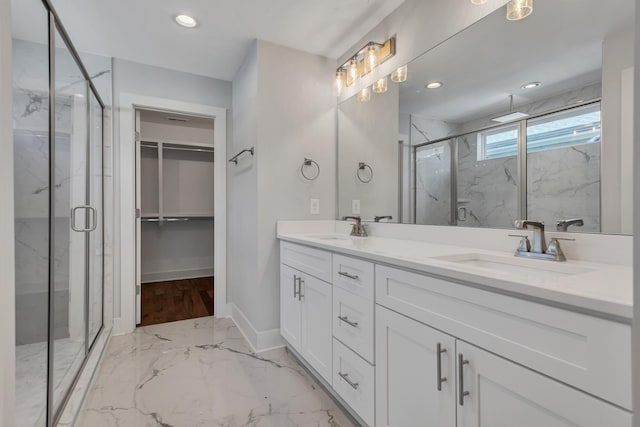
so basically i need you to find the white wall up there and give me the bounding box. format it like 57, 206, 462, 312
338, 82, 400, 220
228, 40, 336, 337
112, 59, 231, 318
337, 0, 510, 102
0, 0, 15, 424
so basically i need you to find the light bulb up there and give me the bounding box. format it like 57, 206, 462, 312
365, 45, 379, 73
373, 77, 388, 94
506, 0, 533, 21
390, 65, 408, 83
357, 87, 371, 103
335, 69, 346, 97
347, 58, 358, 86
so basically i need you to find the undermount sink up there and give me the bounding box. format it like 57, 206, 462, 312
433, 253, 594, 279
312, 235, 352, 242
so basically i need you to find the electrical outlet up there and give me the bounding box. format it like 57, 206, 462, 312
352, 199, 361, 215
310, 199, 320, 215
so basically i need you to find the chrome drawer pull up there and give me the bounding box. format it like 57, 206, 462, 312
337, 315, 359, 328
436, 343, 447, 391
293, 275, 300, 299
338, 271, 359, 280
458, 353, 470, 406
338, 372, 359, 390
298, 278, 304, 301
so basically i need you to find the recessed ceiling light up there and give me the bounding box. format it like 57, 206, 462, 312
425, 82, 443, 89
175, 14, 197, 28
522, 81, 542, 89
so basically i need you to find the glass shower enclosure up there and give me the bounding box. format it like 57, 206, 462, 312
13, 1, 105, 425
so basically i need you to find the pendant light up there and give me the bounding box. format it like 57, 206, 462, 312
373, 77, 388, 94
357, 87, 371, 103
507, 0, 533, 21
391, 65, 408, 83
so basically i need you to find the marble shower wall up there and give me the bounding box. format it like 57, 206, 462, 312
528, 142, 601, 233
456, 132, 519, 229
13, 38, 114, 344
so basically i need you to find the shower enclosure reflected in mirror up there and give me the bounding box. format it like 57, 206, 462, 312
337, 0, 634, 235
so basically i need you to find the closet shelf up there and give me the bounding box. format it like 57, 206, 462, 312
142, 215, 214, 223
140, 139, 214, 152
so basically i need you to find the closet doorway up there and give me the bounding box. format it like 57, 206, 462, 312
134, 109, 215, 326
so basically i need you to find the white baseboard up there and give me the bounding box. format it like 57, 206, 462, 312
141, 268, 214, 283
228, 303, 285, 353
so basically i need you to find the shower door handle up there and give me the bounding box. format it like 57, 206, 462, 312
71, 205, 98, 232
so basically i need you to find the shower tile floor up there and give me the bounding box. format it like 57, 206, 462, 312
16, 338, 85, 427
76, 317, 356, 426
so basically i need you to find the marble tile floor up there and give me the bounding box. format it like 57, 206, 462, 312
16, 338, 86, 427
76, 317, 356, 427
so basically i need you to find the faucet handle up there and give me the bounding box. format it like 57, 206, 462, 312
514, 220, 545, 230
546, 238, 567, 262
509, 234, 531, 253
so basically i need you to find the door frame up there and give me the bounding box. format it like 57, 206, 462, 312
114, 93, 227, 335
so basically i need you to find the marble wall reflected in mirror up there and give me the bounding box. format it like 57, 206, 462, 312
337, 0, 634, 235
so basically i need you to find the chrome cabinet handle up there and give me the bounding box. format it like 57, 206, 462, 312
298, 278, 304, 301
71, 205, 97, 232
337, 316, 359, 328
458, 353, 470, 406
338, 372, 359, 390
293, 275, 299, 299
338, 271, 359, 280
437, 343, 447, 391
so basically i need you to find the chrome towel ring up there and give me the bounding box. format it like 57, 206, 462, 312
301, 158, 320, 181
357, 162, 373, 183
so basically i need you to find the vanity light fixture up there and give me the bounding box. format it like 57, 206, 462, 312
357, 87, 371, 103
390, 65, 408, 83
335, 69, 346, 97
335, 37, 396, 94
506, 0, 533, 21
373, 77, 388, 94
426, 81, 443, 89
522, 81, 541, 89
175, 14, 197, 28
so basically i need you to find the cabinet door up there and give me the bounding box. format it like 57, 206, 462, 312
301, 273, 333, 384
376, 305, 456, 427
280, 264, 302, 352
456, 341, 632, 427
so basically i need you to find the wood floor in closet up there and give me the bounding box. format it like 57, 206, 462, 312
140, 277, 214, 326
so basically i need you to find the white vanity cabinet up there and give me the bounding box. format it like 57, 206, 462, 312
278, 238, 632, 427
280, 243, 333, 383
376, 305, 456, 427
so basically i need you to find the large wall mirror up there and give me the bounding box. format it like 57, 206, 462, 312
338, 0, 634, 235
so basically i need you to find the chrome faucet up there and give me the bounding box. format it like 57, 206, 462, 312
513, 220, 567, 262
374, 215, 393, 223
556, 218, 584, 232
343, 216, 368, 237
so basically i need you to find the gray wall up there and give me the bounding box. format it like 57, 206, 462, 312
338, 82, 399, 220
229, 40, 336, 331
112, 59, 232, 317
0, 0, 15, 423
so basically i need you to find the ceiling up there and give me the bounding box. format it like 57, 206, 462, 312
12, 0, 405, 82
399, 0, 635, 124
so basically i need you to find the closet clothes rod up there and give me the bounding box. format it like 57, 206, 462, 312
140, 142, 214, 153
142, 216, 214, 223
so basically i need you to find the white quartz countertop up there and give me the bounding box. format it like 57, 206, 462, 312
277, 232, 633, 321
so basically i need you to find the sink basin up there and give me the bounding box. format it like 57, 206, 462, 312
312, 235, 352, 242
433, 253, 594, 279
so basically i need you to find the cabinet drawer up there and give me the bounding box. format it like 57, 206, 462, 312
333, 254, 374, 300
280, 241, 332, 282
333, 339, 374, 427
333, 286, 374, 363
376, 264, 632, 410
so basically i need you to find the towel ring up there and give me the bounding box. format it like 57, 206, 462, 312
357, 162, 373, 183
301, 158, 320, 181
